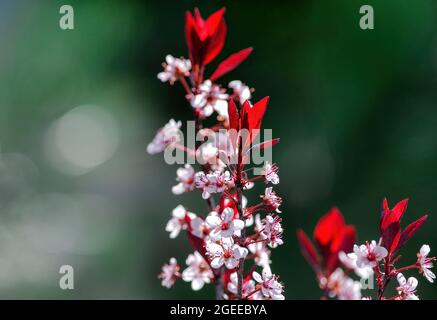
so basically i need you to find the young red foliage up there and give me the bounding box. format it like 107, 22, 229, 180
297, 208, 356, 277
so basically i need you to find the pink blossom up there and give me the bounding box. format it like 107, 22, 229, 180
206, 207, 245, 240
157, 55, 191, 84
182, 252, 214, 291
260, 161, 279, 185
147, 119, 181, 154
191, 80, 229, 118
159, 258, 180, 288
165, 205, 195, 239
252, 269, 284, 300
261, 187, 282, 213
194, 170, 234, 199
261, 214, 284, 248
206, 238, 248, 269
349, 240, 388, 269
417, 244, 435, 283
172, 164, 195, 195
396, 273, 419, 300
228, 80, 251, 104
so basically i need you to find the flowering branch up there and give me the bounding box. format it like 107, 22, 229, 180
149, 7, 284, 300
297, 198, 435, 300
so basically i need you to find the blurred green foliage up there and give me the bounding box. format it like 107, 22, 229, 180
0, 0, 436, 299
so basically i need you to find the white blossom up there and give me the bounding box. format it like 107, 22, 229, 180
147, 119, 182, 154
417, 244, 435, 283
182, 252, 214, 291
260, 161, 279, 185
194, 170, 234, 199
349, 240, 388, 269
157, 55, 191, 84
191, 80, 229, 118
396, 273, 419, 300
189, 216, 210, 239
159, 258, 180, 288
206, 207, 245, 240
261, 187, 282, 213
228, 80, 251, 104
248, 241, 271, 268
252, 269, 284, 300
206, 238, 248, 269
199, 142, 219, 165
165, 205, 195, 239
261, 214, 284, 248
227, 272, 255, 297
339, 251, 373, 279
325, 268, 362, 300
172, 164, 195, 195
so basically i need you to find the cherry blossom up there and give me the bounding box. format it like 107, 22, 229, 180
191, 80, 229, 118
227, 271, 255, 297
417, 244, 436, 283
165, 205, 195, 239
396, 273, 419, 300
338, 251, 373, 279
261, 187, 282, 213
260, 214, 284, 248
349, 240, 388, 269
153, 6, 284, 300
194, 170, 234, 199
199, 142, 219, 166
189, 216, 210, 239
157, 55, 191, 84
147, 119, 182, 154
206, 207, 245, 240
159, 258, 180, 288
322, 268, 362, 300
182, 251, 214, 291
172, 164, 195, 195
260, 161, 279, 185
248, 241, 271, 268
228, 80, 251, 104
252, 269, 284, 300
206, 238, 248, 269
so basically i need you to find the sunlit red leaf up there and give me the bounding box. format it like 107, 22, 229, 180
314, 207, 345, 249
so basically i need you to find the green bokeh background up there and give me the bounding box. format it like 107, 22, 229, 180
0, 0, 436, 299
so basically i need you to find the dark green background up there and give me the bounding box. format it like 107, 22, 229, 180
0, 0, 435, 299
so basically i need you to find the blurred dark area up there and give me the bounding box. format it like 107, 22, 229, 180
0, 0, 436, 299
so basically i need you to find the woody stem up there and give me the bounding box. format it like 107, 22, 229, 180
378, 258, 391, 300
236, 135, 245, 299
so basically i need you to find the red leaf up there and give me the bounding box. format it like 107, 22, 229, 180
241, 96, 269, 150
381, 221, 401, 254
392, 198, 409, 221
204, 19, 227, 65
228, 99, 239, 131
314, 207, 345, 249
297, 229, 321, 274
331, 225, 356, 255
210, 47, 253, 81
185, 11, 196, 61
205, 7, 226, 38
248, 96, 269, 131
185, 8, 227, 66
326, 225, 356, 275
247, 138, 280, 154
398, 215, 428, 250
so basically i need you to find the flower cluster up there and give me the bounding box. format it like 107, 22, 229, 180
297, 198, 434, 300
149, 7, 283, 300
